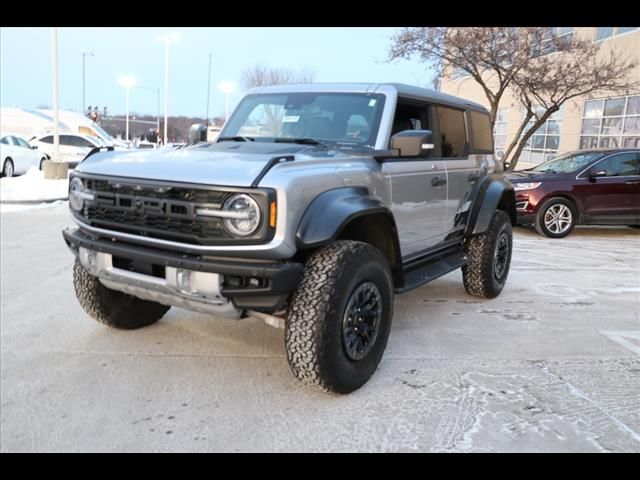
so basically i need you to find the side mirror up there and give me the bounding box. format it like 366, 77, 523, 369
390, 130, 434, 158
31, 145, 38, 149
588, 169, 607, 179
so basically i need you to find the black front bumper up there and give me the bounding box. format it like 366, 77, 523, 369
62, 227, 304, 312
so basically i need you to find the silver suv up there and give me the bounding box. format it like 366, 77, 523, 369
63, 83, 515, 393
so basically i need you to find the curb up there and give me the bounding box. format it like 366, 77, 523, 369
0, 197, 68, 205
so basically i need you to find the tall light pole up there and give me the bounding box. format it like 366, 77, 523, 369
205, 53, 212, 126
219, 81, 235, 123
118, 75, 136, 142
82, 51, 94, 114
155, 32, 180, 145
51, 28, 60, 166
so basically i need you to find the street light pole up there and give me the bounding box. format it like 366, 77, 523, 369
219, 82, 235, 124
163, 40, 169, 144
52, 28, 60, 165
156, 33, 180, 145
82, 51, 94, 114
118, 75, 136, 143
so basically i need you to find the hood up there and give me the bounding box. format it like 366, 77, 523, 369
506, 169, 571, 183
76, 141, 340, 187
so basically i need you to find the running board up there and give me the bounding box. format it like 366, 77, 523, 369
395, 251, 468, 294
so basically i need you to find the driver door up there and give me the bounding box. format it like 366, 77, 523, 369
381, 100, 448, 258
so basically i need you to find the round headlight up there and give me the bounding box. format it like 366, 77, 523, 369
69, 177, 85, 211
222, 194, 261, 237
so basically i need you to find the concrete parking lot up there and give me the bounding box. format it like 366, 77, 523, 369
1, 203, 639, 452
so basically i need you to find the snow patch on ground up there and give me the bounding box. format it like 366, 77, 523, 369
0, 167, 69, 203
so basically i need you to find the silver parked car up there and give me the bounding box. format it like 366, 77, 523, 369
63, 83, 515, 393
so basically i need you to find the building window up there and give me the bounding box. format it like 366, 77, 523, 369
520, 107, 563, 165
596, 27, 639, 41
531, 27, 574, 57
580, 95, 640, 149
493, 108, 509, 160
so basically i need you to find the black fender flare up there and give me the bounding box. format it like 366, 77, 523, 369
296, 187, 397, 249
466, 174, 516, 236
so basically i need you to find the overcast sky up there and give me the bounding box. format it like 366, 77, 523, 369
0, 27, 435, 118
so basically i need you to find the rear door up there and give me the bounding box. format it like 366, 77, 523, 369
578, 152, 640, 221
439, 107, 486, 239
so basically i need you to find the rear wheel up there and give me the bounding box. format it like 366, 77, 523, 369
73, 260, 170, 329
629, 225, 640, 229
535, 197, 577, 238
463, 210, 512, 298
2, 158, 14, 178
285, 241, 394, 394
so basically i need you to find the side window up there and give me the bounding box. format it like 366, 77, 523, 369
595, 153, 640, 176
436, 106, 466, 157
14, 137, 31, 148
0, 136, 10, 145
40, 136, 53, 144
469, 110, 493, 153
59, 135, 74, 146
74, 137, 95, 148
390, 101, 429, 137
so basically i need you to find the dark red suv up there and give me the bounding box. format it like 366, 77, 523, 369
506, 149, 640, 237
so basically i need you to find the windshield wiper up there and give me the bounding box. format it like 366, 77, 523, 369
273, 137, 330, 149
217, 136, 255, 142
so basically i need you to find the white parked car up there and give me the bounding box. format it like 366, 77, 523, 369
29, 133, 107, 168
1, 132, 48, 177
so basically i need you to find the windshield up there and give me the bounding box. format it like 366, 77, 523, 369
531, 151, 603, 173
220, 92, 386, 149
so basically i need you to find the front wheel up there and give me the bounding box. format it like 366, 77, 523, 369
463, 210, 513, 298
73, 260, 170, 329
285, 241, 394, 394
534, 197, 577, 238
2, 158, 14, 178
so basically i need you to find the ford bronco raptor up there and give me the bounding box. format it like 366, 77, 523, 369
63, 83, 515, 394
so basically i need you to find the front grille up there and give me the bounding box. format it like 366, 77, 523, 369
79, 179, 238, 245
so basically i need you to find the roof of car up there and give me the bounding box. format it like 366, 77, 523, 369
247, 82, 488, 113
565, 148, 640, 155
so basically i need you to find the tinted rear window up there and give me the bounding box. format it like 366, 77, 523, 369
469, 111, 493, 153
436, 106, 466, 157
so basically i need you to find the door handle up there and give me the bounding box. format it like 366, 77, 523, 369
432, 176, 447, 187
624, 180, 640, 185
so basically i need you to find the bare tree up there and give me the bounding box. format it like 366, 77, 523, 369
389, 27, 638, 170
240, 63, 316, 91
239, 64, 316, 136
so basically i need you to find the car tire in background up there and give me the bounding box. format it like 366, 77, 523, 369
39, 157, 47, 170
534, 197, 577, 238
2, 158, 14, 178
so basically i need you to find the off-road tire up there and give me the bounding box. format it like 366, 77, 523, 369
534, 197, 577, 238
462, 210, 512, 299
285, 241, 394, 394
73, 259, 170, 329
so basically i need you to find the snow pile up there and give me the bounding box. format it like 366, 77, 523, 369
0, 167, 69, 203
